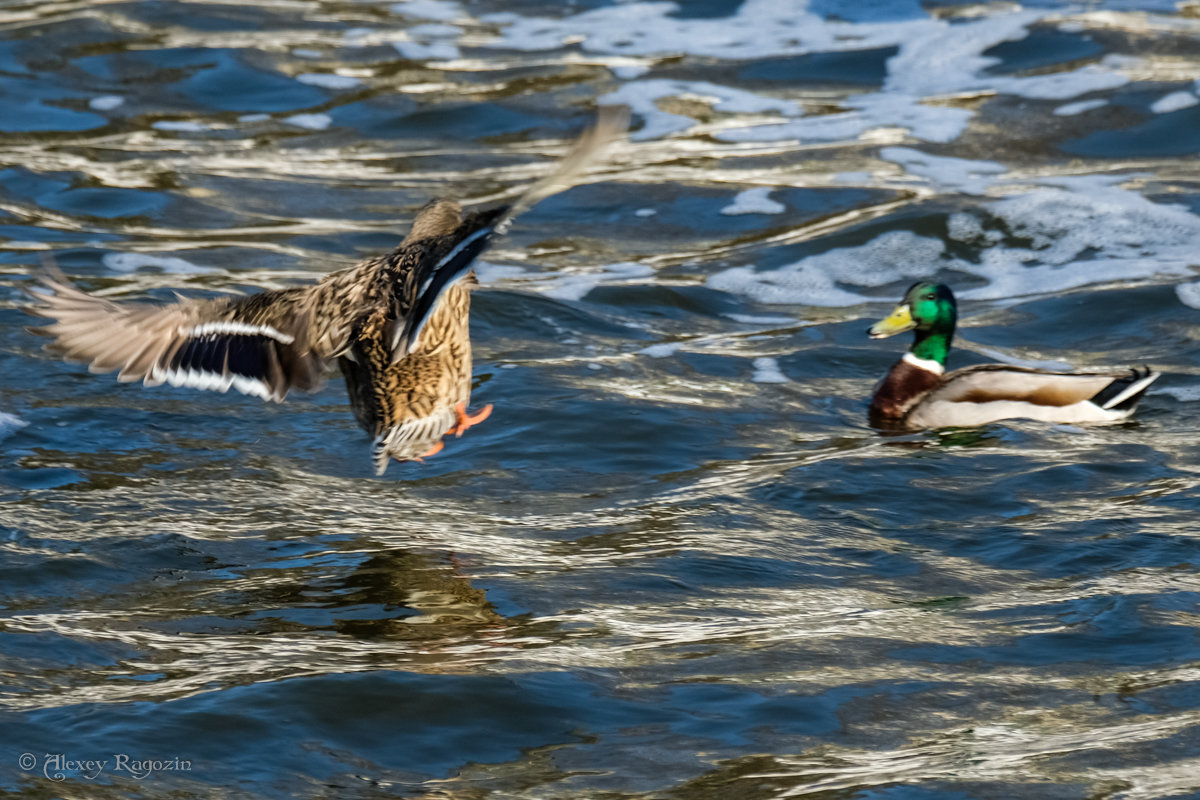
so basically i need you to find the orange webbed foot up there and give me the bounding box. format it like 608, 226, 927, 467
447, 403, 493, 438
415, 440, 445, 461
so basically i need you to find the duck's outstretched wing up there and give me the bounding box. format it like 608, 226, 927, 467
388, 104, 629, 359
25, 264, 324, 402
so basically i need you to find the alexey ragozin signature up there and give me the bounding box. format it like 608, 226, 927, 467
18, 752, 192, 781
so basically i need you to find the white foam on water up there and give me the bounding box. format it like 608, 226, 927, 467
725, 313, 796, 325
473, 261, 528, 283
750, 357, 788, 384
1150, 90, 1199, 113
103, 252, 214, 275
296, 73, 363, 89
599, 78, 800, 141
507, 3, 1130, 146
883, 10, 1040, 97
634, 208, 657, 217
392, 21, 462, 62
640, 341, 683, 358
721, 187, 785, 216
538, 261, 656, 302
238, 113, 271, 123
881, 147, 1007, 195
153, 120, 210, 132
393, 40, 460, 61
1053, 98, 1108, 116
833, 171, 873, 185
391, 0, 463, 22
292, 48, 322, 59
282, 113, 333, 130
991, 65, 1129, 101
408, 23, 460, 37
955, 178, 1200, 300
89, 95, 124, 111
1156, 383, 1200, 402
0, 412, 27, 441
477, 260, 656, 302
485, 0, 930, 60
612, 64, 650, 80
711, 168, 1200, 308
1176, 281, 1200, 309
708, 230, 945, 307
343, 27, 377, 47
713, 9, 1039, 145
460, 2, 1198, 311
946, 211, 1001, 246
883, 12, 1126, 100
716, 92, 973, 145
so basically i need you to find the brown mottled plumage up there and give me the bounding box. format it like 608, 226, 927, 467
25, 106, 629, 475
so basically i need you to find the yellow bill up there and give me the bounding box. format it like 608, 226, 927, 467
868, 303, 915, 339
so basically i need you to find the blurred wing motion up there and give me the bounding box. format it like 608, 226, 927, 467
25, 264, 322, 402
389, 104, 629, 358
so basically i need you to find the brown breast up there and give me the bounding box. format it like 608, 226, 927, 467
869, 359, 943, 424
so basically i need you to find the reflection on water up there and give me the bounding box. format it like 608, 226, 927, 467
4, 0, 1200, 798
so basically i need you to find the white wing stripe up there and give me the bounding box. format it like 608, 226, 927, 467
184, 321, 295, 344
149, 365, 277, 401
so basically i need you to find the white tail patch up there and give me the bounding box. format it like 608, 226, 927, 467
1099, 371, 1160, 410
185, 321, 294, 344
371, 410, 457, 475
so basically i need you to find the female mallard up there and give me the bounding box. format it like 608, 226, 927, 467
868, 281, 1159, 429
27, 107, 628, 475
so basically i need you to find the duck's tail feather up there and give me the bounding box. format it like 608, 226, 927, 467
1090, 366, 1160, 412
371, 410, 457, 476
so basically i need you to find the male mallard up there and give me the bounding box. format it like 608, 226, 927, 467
26, 107, 628, 475
867, 281, 1159, 429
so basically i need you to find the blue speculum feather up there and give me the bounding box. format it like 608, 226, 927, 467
173, 333, 268, 379
224, 336, 268, 379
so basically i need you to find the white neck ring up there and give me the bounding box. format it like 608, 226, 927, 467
903, 352, 945, 375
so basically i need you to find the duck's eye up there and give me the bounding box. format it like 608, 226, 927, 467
923, 294, 936, 300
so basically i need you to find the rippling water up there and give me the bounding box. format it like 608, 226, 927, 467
4, 0, 1200, 797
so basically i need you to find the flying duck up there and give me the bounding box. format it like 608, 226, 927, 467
27, 106, 628, 474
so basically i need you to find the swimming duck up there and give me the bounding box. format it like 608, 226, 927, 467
27, 106, 628, 474
867, 281, 1159, 429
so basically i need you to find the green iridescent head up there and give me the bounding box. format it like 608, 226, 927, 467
868, 282, 957, 365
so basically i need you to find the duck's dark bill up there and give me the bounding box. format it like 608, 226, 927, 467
868, 304, 916, 339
